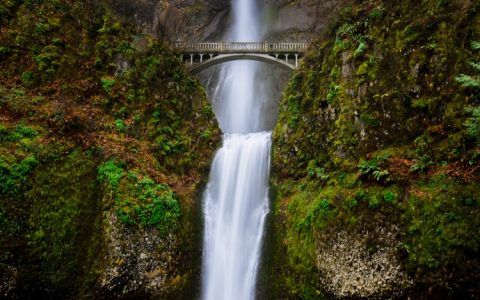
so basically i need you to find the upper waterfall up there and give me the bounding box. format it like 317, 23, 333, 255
231, 0, 261, 42
208, 0, 272, 134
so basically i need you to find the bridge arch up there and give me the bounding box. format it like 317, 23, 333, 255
190, 53, 295, 74
174, 42, 308, 74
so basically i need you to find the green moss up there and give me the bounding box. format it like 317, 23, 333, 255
0, 0, 220, 297
100, 76, 116, 92
402, 179, 479, 289
273, 0, 480, 298
353, 41, 367, 58
24, 150, 101, 298
97, 160, 181, 233
97, 159, 123, 188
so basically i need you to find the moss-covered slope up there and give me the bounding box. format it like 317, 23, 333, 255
272, 0, 479, 299
0, 0, 219, 298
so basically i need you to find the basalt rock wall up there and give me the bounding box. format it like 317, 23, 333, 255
110, 0, 344, 42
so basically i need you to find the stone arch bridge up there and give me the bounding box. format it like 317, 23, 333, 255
173, 42, 308, 74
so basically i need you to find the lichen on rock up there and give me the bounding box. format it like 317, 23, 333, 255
316, 228, 412, 299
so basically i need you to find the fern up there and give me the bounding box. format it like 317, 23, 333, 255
471, 41, 480, 51
358, 153, 391, 182
373, 169, 389, 181
464, 107, 480, 144
469, 61, 480, 73
358, 159, 379, 175
456, 41, 480, 89
456, 74, 480, 89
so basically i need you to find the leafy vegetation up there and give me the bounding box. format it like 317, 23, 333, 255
358, 152, 391, 182
97, 160, 181, 233
456, 41, 480, 145
272, 0, 480, 298
0, 0, 219, 298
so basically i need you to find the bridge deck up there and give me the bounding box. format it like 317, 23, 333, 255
173, 42, 308, 53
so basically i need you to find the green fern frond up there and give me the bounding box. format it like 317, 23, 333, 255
468, 61, 480, 73
469, 61, 480, 73
464, 107, 480, 143
471, 41, 480, 51
456, 74, 480, 89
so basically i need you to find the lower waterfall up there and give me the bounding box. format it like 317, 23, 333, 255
202, 132, 271, 300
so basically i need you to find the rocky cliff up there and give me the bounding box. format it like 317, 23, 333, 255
0, 0, 219, 298
271, 0, 480, 298
110, 0, 231, 41
110, 0, 344, 42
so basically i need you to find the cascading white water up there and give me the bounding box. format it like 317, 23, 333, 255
202, 133, 271, 300
201, 0, 272, 299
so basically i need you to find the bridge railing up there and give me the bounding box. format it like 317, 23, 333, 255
173, 42, 309, 53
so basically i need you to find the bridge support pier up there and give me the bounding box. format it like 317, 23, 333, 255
295, 54, 299, 67
284, 54, 289, 63
190, 54, 193, 65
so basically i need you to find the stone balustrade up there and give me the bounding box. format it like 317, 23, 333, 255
173, 42, 309, 54
173, 41, 309, 72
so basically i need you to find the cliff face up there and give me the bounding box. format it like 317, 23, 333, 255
110, 0, 344, 42
0, 0, 219, 298
110, 0, 231, 41
262, 0, 342, 41
271, 0, 480, 298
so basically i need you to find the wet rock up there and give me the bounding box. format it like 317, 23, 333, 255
99, 212, 178, 297
315, 227, 412, 299
341, 50, 355, 79
0, 265, 16, 298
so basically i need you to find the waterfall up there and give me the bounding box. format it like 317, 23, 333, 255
201, 0, 272, 299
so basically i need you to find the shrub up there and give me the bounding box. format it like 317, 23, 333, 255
326, 82, 340, 103
34, 45, 60, 76
0, 46, 12, 56
201, 129, 212, 140
297, 198, 332, 232
456, 74, 480, 89
410, 155, 432, 173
